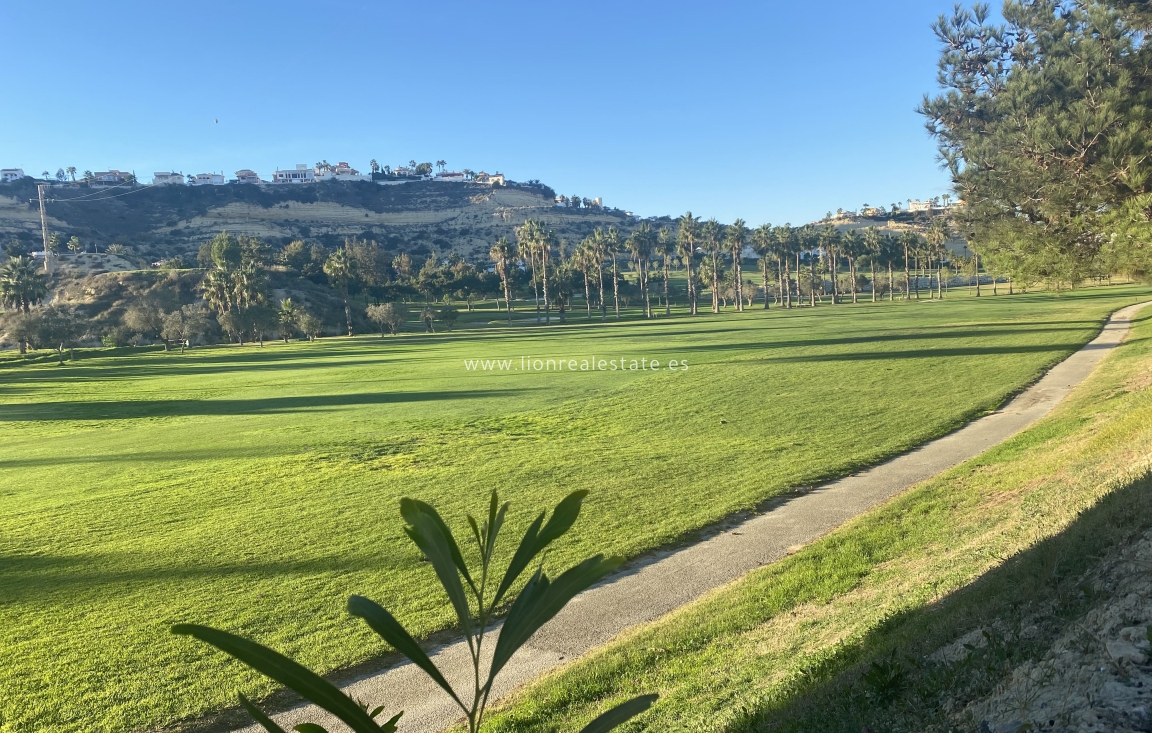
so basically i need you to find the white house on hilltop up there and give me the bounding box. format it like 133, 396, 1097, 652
93, 170, 131, 186
191, 173, 226, 186
474, 171, 505, 185
313, 161, 370, 182
272, 165, 315, 184
152, 172, 185, 185
0, 168, 25, 183
434, 171, 466, 182
235, 169, 262, 184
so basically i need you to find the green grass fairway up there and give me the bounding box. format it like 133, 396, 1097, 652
479, 300, 1152, 733
0, 287, 1147, 733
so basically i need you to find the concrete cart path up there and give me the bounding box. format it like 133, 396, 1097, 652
239, 301, 1150, 733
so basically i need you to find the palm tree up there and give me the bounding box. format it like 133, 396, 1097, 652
65, 166, 76, 182
655, 227, 674, 316
928, 217, 951, 299
516, 220, 548, 325
726, 219, 748, 311
819, 224, 841, 304
677, 212, 700, 315
323, 247, 357, 336
626, 222, 655, 318
489, 236, 516, 325
606, 227, 623, 319
590, 228, 608, 321
863, 227, 882, 303
574, 237, 594, 320
841, 229, 864, 304
0, 256, 48, 313
201, 269, 232, 314
751, 224, 773, 310
773, 225, 795, 309
900, 231, 917, 300
369, 159, 380, 174
278, 298, 298, 342
701, 218, 723, 313
436, 160, 446, 172
67, 236, 82, 256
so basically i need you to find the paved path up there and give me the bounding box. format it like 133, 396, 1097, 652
239, 302, 1150, 733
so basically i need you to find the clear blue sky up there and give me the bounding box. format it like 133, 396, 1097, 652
0, 0, 966, 225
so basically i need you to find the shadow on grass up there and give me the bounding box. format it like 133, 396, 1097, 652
0, 388, 528, 421
726, 470, 1152, 733
0, 551, 408, 604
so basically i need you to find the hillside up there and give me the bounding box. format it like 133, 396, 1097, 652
0, 178, 630, 264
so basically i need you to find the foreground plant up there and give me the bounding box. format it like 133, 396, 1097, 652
173, 490, 655, 732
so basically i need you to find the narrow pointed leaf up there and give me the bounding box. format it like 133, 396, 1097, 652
492, 491, 588, 607
488, 555, 621, 682
294, 725, 329, 733
347, 595, 464, 710
238, 693, 290, 733
404, 520, 474, 638
172, 624, 383, 733
491, 513, 544, 607
578, 695, 659, 733
400, 498, 475, 592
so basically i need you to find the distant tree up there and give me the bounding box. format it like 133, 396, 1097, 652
0, 256, 48, 313
46, 233, 60, 255
210, 232, 243, 272
323, 247, 358, 336
277, 298, 299, 342
367, 302, 408, 336
392, 252, 413, 281
605, 227, 623, 320
626, 222, 655, 318
863, 227, 882, 303
751, 224, 774, 310
161, 305, 209, 353
436, 159, 446, 172
677, 212, 700, 315
420, 305, 436, 332
123, 303, 166, 341
245, 304, 279, 346
437, 305, 459, 330
369, 159, 380, 174
65, 166, 76, 182
297, 311, 322, 341
489, 236, 516, 325
67, 236, 82, 255
725, 219, 748, 311
30, 306, 86, 364
701, 218, 724, 313
655, 226, 674, 316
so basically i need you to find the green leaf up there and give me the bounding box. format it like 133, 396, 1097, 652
400, 498, 476, 592
488, 554, 620, 683
172, 624, 384, 733
492, 491, 588, 607
294, 725, 329, 733
403, 515, 474, 638
347, 595, 464, 710
379, 711, 403, 732
238, 693, 289, 733
578, 695, 658, 733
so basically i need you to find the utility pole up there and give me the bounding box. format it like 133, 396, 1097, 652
36, 183, 53, 273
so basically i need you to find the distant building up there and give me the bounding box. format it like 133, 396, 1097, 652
314, 161, 370, 182
393, 166, 416, 178
272, 165, 315, 184
0, 168, 25, 183
474, 171, 505, 185
152, 172, 185, 186
191, 173, 226, 186
593, 197, 603, 208
434, 171, 466, 182
908, 200, 934, 212
235, 169, 262, 184
93, 170, 131, 186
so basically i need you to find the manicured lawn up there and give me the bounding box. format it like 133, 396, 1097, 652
481, 299, 1152, 732
0, 286, 1147, 733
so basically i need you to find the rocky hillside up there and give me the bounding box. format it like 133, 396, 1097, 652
0, 178, 631, 264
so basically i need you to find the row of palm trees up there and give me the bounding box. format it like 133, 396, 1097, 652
489, 214, 953, 323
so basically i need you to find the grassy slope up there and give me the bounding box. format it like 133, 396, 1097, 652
0, 287, 1146, 733
481, 301, 1152, 733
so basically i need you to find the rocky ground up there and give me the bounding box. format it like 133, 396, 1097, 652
944, 529, 1152, 732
